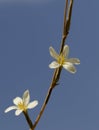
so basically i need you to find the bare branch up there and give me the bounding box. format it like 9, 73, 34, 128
32, 0, 74, 129
66, 0, 73, 34
60, 0, 73, 53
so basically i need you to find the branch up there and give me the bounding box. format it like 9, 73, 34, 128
32, 0, 74, 129
33, 68, 61, 129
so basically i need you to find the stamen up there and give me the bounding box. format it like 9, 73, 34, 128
57, 54, 65, 65
18, 102, 26, 110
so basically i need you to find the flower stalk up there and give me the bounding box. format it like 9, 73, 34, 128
23, 111, 34, 130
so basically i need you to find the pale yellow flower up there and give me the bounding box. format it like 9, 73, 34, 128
4, 90, 38, 116
49, 45, 80, 73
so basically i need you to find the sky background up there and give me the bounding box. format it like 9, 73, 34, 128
0, 0, 99, 130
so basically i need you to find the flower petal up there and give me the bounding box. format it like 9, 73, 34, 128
23, 90, 30, 106
49, 61, 60, 69
63, 62, 76, 73
62, 45, 69, 58
4, 106, 17, 113
49, 46, 59, 60
27, 100, 38, 109
13, 97, 23, 106
15, 109, 23, 116
67, 58, 80, 65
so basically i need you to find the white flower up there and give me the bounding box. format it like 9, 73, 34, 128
4, 90, 38, 116
49, 45, 80, 73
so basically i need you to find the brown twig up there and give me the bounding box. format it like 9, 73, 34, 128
60, 0, 73, 53
23, 111, 34, 130
26, 0, 74, 129
33, 0, 73, 129
33, 68, 60, 129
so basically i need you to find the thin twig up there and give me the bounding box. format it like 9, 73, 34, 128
66, 0, 73, 35
60, 0, 73, 53
31, 0, 74, 129
33, 68, 59, 129
23, 111, 34, 130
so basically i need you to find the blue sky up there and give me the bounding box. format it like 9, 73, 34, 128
0, 0, 99, 130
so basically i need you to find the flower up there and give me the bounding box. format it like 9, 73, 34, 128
49, 45, 80, 73
4, 90, 38, 116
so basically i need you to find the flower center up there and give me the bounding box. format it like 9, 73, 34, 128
18, 102, 26, 111
57, 54, 65, 65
